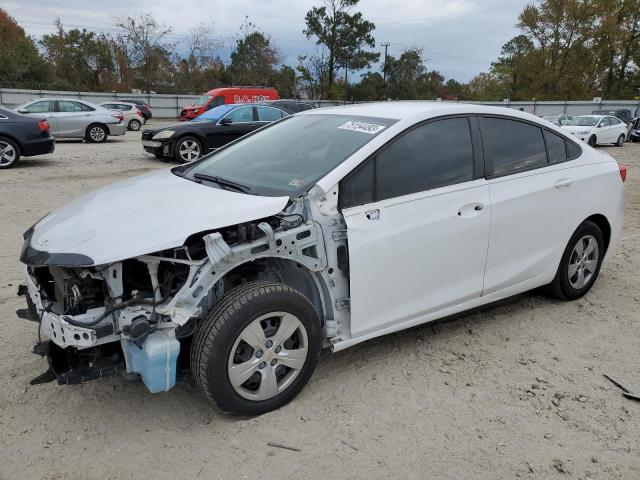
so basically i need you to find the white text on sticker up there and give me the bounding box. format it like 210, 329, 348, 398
338, 121, 386, 135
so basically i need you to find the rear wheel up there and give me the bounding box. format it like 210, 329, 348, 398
616, 134, 625, 147
174, 136, 202, 162
86, 124, 107, 143
547, 221, 604, 300
0, 137, 20, 169
587, 135, 597, 147
128, 119, 142, 131
191, 282, 322, 415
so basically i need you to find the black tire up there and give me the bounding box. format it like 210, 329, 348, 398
587, 135, 597, 147
128, 119, 142, 131
547, 220, 604, 301
174, 135, 203, 163
0, 136, 21, 169
616, 134, 625, 147
191, 281, 322, 415
85, 123, 108, 143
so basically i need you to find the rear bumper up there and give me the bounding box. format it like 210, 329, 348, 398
22, 137, 55, 157
107, 123, 127, 136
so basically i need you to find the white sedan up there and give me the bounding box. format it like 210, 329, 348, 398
561, 115, 628, 147
100, 101, 146, 131
19, 102, 625, 415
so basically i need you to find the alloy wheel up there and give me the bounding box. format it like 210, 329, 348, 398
179, 139, 201, 162
568, 234, 599, 289
227, 311, 308, 401
0, 141, 17, 167
89, 126, 106, 142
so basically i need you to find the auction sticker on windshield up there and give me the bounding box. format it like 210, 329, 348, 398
338, 121, 386, 134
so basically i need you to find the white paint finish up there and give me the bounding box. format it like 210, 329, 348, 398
344, 180, 491, 337
482, 163, 581, 295
561, 115, 628, 145
30, 168, 289, 265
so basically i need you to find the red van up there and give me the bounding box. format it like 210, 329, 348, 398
179, 86, 279, 120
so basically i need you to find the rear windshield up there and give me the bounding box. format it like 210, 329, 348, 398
182, 114, 397, 196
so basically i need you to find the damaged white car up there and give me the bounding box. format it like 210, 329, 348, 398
18, 103, 625, 415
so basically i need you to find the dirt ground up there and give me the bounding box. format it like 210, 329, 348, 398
0, 124, 639, 480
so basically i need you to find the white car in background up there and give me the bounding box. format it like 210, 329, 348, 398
18, 103, 625, 415
561, 115, 627, 147
99, 101, 146, 131
542, 114, 574, 126
15, 98, 126, 142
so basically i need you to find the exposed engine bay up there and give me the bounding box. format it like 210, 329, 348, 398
20, 191, 350, 393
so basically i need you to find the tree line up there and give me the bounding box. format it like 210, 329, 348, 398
1, 0, 639, 101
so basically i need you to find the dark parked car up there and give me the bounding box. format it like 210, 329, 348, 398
124, 99, 152, 122
591, 109, 632, 123
142, 103, 290, 162
628, 117, 640, 142
0, 106, 54, 169
265, 100, 316, 113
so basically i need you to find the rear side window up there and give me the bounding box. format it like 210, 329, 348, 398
257, 106, 284, 121
566, 141, 581, 158
479, 117, 547, 176
544, 130, 567, 163
376, 117, 474, 200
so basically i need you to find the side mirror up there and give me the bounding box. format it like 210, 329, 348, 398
17, 108, 29, 114
220, 117, 232, 125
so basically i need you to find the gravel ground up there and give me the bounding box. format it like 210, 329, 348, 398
0, 125, 639, 480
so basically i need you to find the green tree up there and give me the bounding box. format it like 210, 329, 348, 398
0, 8, 50, 88
304, 0, 379, 98
228, 30, 281, 86
41, 19, 116, 90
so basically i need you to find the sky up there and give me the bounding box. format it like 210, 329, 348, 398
3, 0, 531, 83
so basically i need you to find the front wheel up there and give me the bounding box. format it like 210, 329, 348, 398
191, 282, 322, 415
0, 136, 20, 169
616, 134, 625, 147
174, 136, 202, 163
587, 135, 597, 147
547, 221, 604, 300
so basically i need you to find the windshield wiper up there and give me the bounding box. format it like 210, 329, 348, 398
193, 173, 252, 193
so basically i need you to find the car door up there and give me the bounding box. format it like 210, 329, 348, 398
56, 100, 93, 137
608, 116, 626, 140
214, 106, 256, 147
20, 100, 58, 134
479, 116, 580, 295
341, 116, 491, 338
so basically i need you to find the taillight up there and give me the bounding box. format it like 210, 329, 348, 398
38, 120, 49, 132
111, 113, 124, 122
619, 164, 627, 182
136, 110, 143, 117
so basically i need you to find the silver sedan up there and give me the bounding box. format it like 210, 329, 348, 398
15, 98, 126, 142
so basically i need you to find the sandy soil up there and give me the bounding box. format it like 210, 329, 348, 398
0, 125, 639, 480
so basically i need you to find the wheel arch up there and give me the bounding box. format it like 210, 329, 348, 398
583, 213, 611, 254
0, 134, 23, 155
219, 257, 333, 329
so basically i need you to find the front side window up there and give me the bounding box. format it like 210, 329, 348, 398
599, 117, 610, 127
184, 114, 396, 196
224, 106, 255, 123
376, 117, 474, 201
22, 101, 55, 113
257, 106, 285, 121
479, 117, 547, 176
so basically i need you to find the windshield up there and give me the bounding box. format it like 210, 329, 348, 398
196, 95, 213, 105
566, 116, 600, 127
183, 114, 397, 196
543, 115, 559, 121
193, 104, 236, 122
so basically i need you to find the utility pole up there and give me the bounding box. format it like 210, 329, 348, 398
381, 42, 391, 84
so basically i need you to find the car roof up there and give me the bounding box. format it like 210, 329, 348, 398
298, 101, 548, 122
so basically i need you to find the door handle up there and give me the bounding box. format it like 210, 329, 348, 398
554, 178, 572, 189
458, 202, 485, 217
365, 209, 380, 221
474, 203, 484, 211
